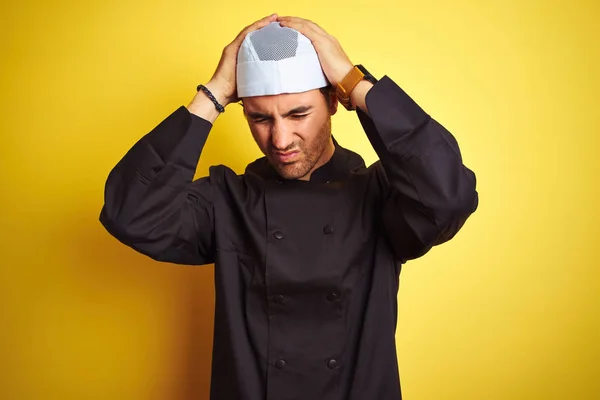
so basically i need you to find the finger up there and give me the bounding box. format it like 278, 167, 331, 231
278, 16, 328, 36
279, 17, 327, 36
249, 14, 279, 31
277, 16, 309, 23
232, 14, 278, 45
256, 13, 279, 26
240, 14, 278, 38
278, 19, 325, 43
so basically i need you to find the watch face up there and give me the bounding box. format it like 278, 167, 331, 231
356, 64, 378, 84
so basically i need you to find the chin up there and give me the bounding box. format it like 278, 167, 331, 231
273, 161, 313, 180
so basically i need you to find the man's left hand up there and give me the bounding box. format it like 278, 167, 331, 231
278, 16, 374, 114
277, 16, 353, 86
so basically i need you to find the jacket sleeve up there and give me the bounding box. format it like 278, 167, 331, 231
357, 76, 479, 262
99, 106, 216, 265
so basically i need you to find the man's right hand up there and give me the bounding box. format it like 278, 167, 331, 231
207, 13, 278, 106
188, 13, 278, 122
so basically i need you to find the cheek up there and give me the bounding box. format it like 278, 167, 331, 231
286, 117, 316, 138
248, 125, 271, 151
301, 116, 327, 141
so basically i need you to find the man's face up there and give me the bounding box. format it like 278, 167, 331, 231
243, 88, 337, 180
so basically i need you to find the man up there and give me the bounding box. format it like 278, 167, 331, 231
100, 14, 478, 400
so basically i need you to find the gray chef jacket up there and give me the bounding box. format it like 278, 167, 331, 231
99, 75, 479, 400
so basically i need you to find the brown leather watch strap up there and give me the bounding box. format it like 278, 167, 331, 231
336, 66, 365, 111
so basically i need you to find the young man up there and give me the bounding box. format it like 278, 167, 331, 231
100, 14, 478, 400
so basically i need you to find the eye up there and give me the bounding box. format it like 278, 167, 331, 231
291, 114, 309, 119
253, 118, 270, 124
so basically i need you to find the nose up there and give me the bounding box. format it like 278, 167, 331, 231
270, 119, 295, 151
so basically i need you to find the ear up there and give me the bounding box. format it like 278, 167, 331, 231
328, 91, 338, 116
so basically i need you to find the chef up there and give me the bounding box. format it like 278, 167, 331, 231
100, 14, 479, 400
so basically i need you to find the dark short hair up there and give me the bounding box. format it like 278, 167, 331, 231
319, 85, 335, 106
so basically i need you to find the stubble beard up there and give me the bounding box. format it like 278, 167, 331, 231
270, 117, 332, 180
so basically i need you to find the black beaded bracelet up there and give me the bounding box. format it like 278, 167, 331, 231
197, 84, 225, 113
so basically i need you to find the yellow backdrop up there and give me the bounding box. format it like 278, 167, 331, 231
1, 0, 598, 399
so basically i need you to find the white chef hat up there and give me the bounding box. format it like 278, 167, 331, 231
236, 22, 329, 98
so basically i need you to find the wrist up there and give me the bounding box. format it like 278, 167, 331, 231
205, 79, 234, 107
336, 64, 377, 112
333, 64, 354, 87
187, 85, 224, 123
350, 80, 374, 114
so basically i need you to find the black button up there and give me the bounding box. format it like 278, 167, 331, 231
323, 225, 334, 234
273, 294, 284, 304
327, 291, 340, 301
327, 359, 339, 369
273, 231, 284, 240
275, 359, 286, 369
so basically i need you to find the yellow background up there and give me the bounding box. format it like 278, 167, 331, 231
1, 0, 598, 399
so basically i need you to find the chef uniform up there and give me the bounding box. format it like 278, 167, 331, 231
100, 22, 478, 400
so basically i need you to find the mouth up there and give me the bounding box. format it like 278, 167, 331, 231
273, 150, 300, 163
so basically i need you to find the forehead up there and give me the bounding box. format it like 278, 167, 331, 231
242, 88, 324, 113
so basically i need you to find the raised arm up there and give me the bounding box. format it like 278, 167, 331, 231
99, 14, 279, 265
99, 107, 218, 265
357, 77, 478, 262
277, 16, 478, 262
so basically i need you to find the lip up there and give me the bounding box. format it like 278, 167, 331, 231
273, 151, 300, 163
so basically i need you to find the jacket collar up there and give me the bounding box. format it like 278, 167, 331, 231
245, 136, 365, 184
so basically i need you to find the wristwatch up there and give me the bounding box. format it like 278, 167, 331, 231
336, 64, 378, 111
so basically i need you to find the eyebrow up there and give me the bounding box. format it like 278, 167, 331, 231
246, 105, 313, 120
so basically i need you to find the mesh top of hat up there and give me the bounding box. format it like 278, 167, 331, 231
248, 23, 299, 61
236, 22, 328, 97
